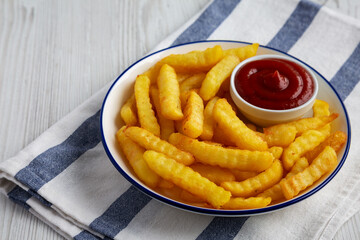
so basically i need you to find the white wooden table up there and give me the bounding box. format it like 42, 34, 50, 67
0, 0, 359, 239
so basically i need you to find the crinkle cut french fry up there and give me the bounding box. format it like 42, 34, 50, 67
169, 133, 274, 172
230, 170, 258, 182
282, 129, 329, 170
179, 73, 206, 103
223, 43, 259, 61
313, 99, 331, 135
264, 114, 338, 139
150, 87, 175, 141
280, 146, 337, 199
199, 55, 240, 101
290, 114, 338, 136
263, 114, 338, 141
116, 127, 160, 188
200, 96, 220, 141
143, 150, 231, 208
181, 91, 204, 139
174, 120, 184, 135
303, 131, 347, 162
120, 93, 138, 126
180, 190, 205, 203
222, 197, 271, 210
263, 125, 297, 148
124, 126, 194, 165
177, 73, 192, 83
268, 146, 283, 160
158, 64, 183, 120
134, 75, 160, 136
213, 98, 268, 151
142, 66, 159, 85
216, 77, 231, 97
212, 124, 237, 146
258, 157, 309, 201
221, 160, 283, 197
313, 99, 330, 117
190, 163, 235, 185
156, 184, 182, 201
158, 45, 223, 73
158, 179, 175, 189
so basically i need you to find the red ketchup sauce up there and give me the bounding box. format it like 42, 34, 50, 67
234, 58, 314, 110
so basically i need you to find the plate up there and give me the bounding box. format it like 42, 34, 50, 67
100, 40, 351, 216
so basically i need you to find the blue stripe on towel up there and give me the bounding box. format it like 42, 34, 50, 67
73, 231, 102, 240
267, 0, 320, 52
7, 186, 52, 209
171, 0, 241, 46
28, 189, 52, 207
330, 42, 360, 100
196, 217, 248, 240
76, 186, 151, 239
15, 110, 101, 191
7, 186, 31, 210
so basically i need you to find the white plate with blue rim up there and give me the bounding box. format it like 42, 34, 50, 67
100, 40, 351, 216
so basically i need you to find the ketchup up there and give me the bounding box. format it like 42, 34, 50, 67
234, 58, 314, 110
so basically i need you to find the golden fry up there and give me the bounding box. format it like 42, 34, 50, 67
282, 129, 329, 170
116, 127, 160, 188
313, 99, 331, 135
180, 190, 205, 203
190, 163, 236, 185
222, 197, 271, 210
177, 73, 192, 83
120, 94, 138, 126
213, 98, 268, 151
124, 126, 194, 165
289, 114, 338, 136
263, 125, 297, 147
181, 91, 204, 138
280, 146, 337, 199
150, 87, 175, 140
134, 75, 160, 136
158, 64, 183, 120
313, 99, 330, 117
268, 146, 283, 159
143, 150, 231, 208
223, 43, 259, 61
159, 45, 223, 73
156, 184, 182, 201
221, 160, 283, 197
180, 73, 206, 103
212, 125, 237, 146
216, 77, 231, 97
199, 55, 240, 101
158, 179, 175, 189
258, 157, 309, 201
169, 133, 274, 172
303, 131, 347, 162
230, 170, 258, 182
142, 66, 159, 85
200, 96, 220, 141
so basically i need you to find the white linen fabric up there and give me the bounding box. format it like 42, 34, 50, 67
1, 0, 359, 239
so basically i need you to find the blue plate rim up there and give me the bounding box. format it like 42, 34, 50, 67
100, 40, 351, 216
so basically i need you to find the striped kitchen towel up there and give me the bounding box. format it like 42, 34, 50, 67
1, 0, 360, 239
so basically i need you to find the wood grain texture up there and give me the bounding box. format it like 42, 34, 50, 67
0, 0, 359, 239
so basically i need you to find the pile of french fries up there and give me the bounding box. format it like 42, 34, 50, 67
116, 44, 347, 210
